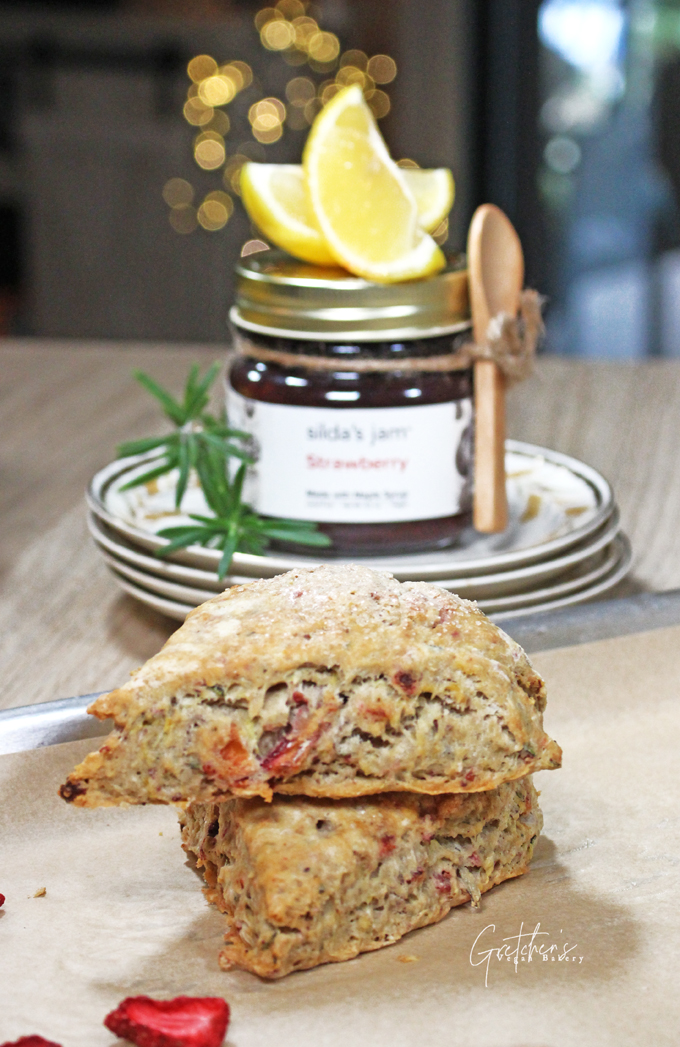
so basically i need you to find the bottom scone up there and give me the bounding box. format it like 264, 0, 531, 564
180, 777, 542, 978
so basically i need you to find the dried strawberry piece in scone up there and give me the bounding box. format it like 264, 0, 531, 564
104, 995, 230, 1047
1, 1037, 63, 1047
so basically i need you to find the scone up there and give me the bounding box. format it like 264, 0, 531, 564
60, 565, 561, 807
181, 776, 542, 978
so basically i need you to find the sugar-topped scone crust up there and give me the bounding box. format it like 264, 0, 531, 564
181, 777, 543, 978
60, 565, 561, 807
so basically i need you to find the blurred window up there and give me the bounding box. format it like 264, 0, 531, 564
537, 0, 680, 357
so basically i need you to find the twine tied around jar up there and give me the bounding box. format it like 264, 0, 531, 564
232, 288, 544, 385
470, 288, 544, 386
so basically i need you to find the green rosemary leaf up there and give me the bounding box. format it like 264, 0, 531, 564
133, 370, 186, 425
195, 450, 229, 518
119, 459, 177, 491
231, 461, 247, 506
155, 527, 211, 556
186, 513, 230, 526
262, 517, 324, 532
237, 530, 270, 556
175, 435, 192, 509
261, 527, 332, 547
217, 530, 240, 579
202, 415, 251, 442
185, 361, 220, 417
118, 362, 334, 580
200, 432, 252, 462
117, 434, 172, 458
183, 363, 200, 409
216, 454, 239, 515
156, 525, 208, 539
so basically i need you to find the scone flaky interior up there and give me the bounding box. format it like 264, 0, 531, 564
181, 777, 543, 978
60, 565, 561, 807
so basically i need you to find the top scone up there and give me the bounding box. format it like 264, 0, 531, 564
60, 565, 561, 807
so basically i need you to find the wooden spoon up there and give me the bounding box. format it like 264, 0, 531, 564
467, 204, 524, 533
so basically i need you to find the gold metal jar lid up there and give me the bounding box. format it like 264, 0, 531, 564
229, 249, 470, 342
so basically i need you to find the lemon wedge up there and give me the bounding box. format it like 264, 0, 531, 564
401, 167, 455, 232
240, 163, 455, 266
303, 85, 446, 282
240, 162, 337, 267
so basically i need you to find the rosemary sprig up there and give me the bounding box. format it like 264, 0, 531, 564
119, 363, 331, 578
158, 455, 331, 579
117, 363, 251, 509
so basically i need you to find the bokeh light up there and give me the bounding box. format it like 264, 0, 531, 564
198, 75, 236, 107
286, 107, 309, 130
336, 66, 373, 91
276, 0, 305, 18
367, 89, 391, 119
340, 50, 368, 70
162, 178, 194, 207
198, 190, 234, 231
183, 97, 214, 126
223, 153, 250, 195
248, 97, 286, 142
241, 238, 270, 256
282, 50, 309, 67
175, 9, 399, 238
292, 16, 320, 53
307, 31, 340, 64
169, 205, 198, 234
318, 79, 340, 105
432, 217, 449, 245
225, 60, 253, 89
207, 109, 231, 136
188, 55, 218, 83
367, 54, 397, 84
254, 7, 282, 31
194, 131, 226, 170
218, 63, 243, 92
261, 19, 296, 50
286, 76, 316, 106
544, 135, 581, 174
303, 97, 322, 125
248, 97, 286, 123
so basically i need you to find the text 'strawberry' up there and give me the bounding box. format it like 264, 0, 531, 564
0, 1037, 63, 1047
104, 995, 230, 1047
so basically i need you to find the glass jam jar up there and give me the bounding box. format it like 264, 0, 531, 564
227, 250, 473, 557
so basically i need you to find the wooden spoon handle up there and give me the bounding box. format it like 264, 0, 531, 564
473, 359, 508, 532
467, 203, 521, 535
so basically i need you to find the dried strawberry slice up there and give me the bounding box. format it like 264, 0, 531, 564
104, 995, 230, 1047
1, 1037, 63, 1047
0, 893, 5, 906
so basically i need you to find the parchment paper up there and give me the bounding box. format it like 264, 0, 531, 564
2, 625, 680, 1047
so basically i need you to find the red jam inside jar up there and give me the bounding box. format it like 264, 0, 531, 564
228, 251, 473, 557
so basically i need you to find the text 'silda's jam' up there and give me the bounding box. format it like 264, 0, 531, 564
228, 250, 473, 556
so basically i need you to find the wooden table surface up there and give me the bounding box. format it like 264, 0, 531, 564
1, 338, 679, 713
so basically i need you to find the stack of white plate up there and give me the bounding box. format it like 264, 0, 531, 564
86, 440, 631, 623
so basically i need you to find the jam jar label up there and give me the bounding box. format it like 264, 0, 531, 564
227, 388, 473, 524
